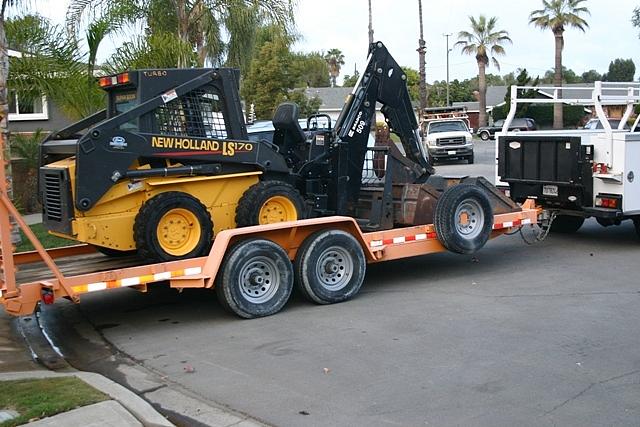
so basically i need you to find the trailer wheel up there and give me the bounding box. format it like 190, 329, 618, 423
235, 181, 305, 227
216, 239, 293, 318
550, 215, 584, 234
134, 192, 213, 262
434, 184, 494, 254
295, 230, 366, 304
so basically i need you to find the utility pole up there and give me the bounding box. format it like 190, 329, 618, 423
417, 0, 427, 111
368, 0, 374, 44
443, 33, 453, 106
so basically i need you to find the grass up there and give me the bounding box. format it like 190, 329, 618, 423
14, 223, 77, 253
0, 377, 108, 426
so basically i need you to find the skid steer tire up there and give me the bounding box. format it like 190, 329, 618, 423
434, 184, 494, 254
235, 180, 305, 227
134, 192, 213, 262
216, 238, 293, 319
550, 215, 585, 234
295, 230, 366, 305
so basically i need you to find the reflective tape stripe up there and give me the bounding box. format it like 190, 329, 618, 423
71, 268, 202, 295
493, 218, 532, 230
370, 232, 437, 248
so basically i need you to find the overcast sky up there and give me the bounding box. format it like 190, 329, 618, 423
23, 0, 640, 83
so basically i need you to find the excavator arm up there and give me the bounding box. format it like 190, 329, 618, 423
334, 41, 434, 186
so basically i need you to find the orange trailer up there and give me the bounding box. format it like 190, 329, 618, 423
1, 132, 539, 318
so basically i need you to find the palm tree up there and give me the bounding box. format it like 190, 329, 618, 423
530, 0, 589, 129
324, 48, 345, 87
368, 0, 373, 44
67, 0, 295, 70
456, 15, 511, 128
417, 0, 427, 111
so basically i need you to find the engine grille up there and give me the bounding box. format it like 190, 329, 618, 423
40, 167, 73, 234
436, 136, 466, 146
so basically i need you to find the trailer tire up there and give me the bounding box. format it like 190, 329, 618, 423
134, 192, 213, 262
434, 184, 494, 254
235, 180, 305, 227
550, 215, 584, 234
216, 239, 293, 318
295, 230, 366, 304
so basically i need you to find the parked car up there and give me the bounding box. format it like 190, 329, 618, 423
583, 118, 630, 130
477, 117, 538, 141
422, 119, 474, 164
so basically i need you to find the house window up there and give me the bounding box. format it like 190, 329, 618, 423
8, 91, 48, 121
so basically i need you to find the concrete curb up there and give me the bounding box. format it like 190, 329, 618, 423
0, 371, 173, 427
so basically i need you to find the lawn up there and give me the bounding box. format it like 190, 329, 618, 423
0, 377, 108, 426
14, 223, 76, 253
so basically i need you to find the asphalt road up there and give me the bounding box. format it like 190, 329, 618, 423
45, 141, 640, 426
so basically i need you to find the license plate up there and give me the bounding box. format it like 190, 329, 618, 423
543, 185, 558, 197
448, 150, 456, 155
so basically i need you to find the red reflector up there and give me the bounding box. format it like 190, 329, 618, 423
117, 73, 130, 84
42, 292, 54, 305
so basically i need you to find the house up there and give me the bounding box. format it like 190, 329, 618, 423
452, 86, 509, 129
303, 87, 391, 124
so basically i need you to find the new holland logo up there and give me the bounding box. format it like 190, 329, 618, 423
110, 136, 127, 149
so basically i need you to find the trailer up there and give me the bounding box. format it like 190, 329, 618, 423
496, 81, 640, 235
1, 134, 539, 318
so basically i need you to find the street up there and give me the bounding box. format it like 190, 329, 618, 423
42, 141, 640, 426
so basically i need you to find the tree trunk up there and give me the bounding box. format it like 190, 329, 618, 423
417, 0, 427, 111
368, 0, 374, 45
478, 60, 487, 128
553, 30, 564, 129
0, 16, 20, 244
175, 0, 190, 68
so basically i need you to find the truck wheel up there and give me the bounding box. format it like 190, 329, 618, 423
550, 215, 585, 234
479, 131, 490, 141
434, 184, 494, 254
235, 181, 305, 227
134, 192, 213, 262
216, 239, 293, 318
295, 230, 366, 304
468, 153, 475, 164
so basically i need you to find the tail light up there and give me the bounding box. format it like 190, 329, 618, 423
595, 194, 622, 209
99, 73, 130, 88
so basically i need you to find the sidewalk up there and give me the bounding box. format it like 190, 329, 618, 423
0, 312, 173, 426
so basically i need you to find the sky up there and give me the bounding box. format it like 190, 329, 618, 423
19, 0, 640, 83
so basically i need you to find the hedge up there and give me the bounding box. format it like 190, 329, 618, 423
491, 104, 587, 128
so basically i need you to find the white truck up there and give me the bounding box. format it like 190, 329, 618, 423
421, 107, 474, 164
496, 81, 640, 236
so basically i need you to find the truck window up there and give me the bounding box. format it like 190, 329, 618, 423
428, 121, 468, 134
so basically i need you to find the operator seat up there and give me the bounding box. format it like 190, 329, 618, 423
272, 102, 307, 154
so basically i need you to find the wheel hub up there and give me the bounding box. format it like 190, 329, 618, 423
315, 247, 353, 291
455, 199, 484, 239
156, 208, 201, 256
239, 257, 279, 303
259, 196, 297, 224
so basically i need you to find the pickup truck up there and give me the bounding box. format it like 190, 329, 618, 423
422, 118, 474, 164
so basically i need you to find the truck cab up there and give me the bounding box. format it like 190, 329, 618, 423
421, 108, 474, 164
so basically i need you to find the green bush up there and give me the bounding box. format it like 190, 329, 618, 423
491, 104, 586, 128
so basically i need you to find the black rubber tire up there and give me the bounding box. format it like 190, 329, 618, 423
434, 184, 494, 254
295, 230, 366, 305
468, 153, 475, 164
235, 180, 306, 227
216, 238, 293, 318
93, 245, 137, 257
134, 192, 213, 262
550, 215, 585, 234
633, 217, 640, 239
479, 131, 490, 141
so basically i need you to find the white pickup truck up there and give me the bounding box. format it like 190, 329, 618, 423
421, 108, 474, 164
